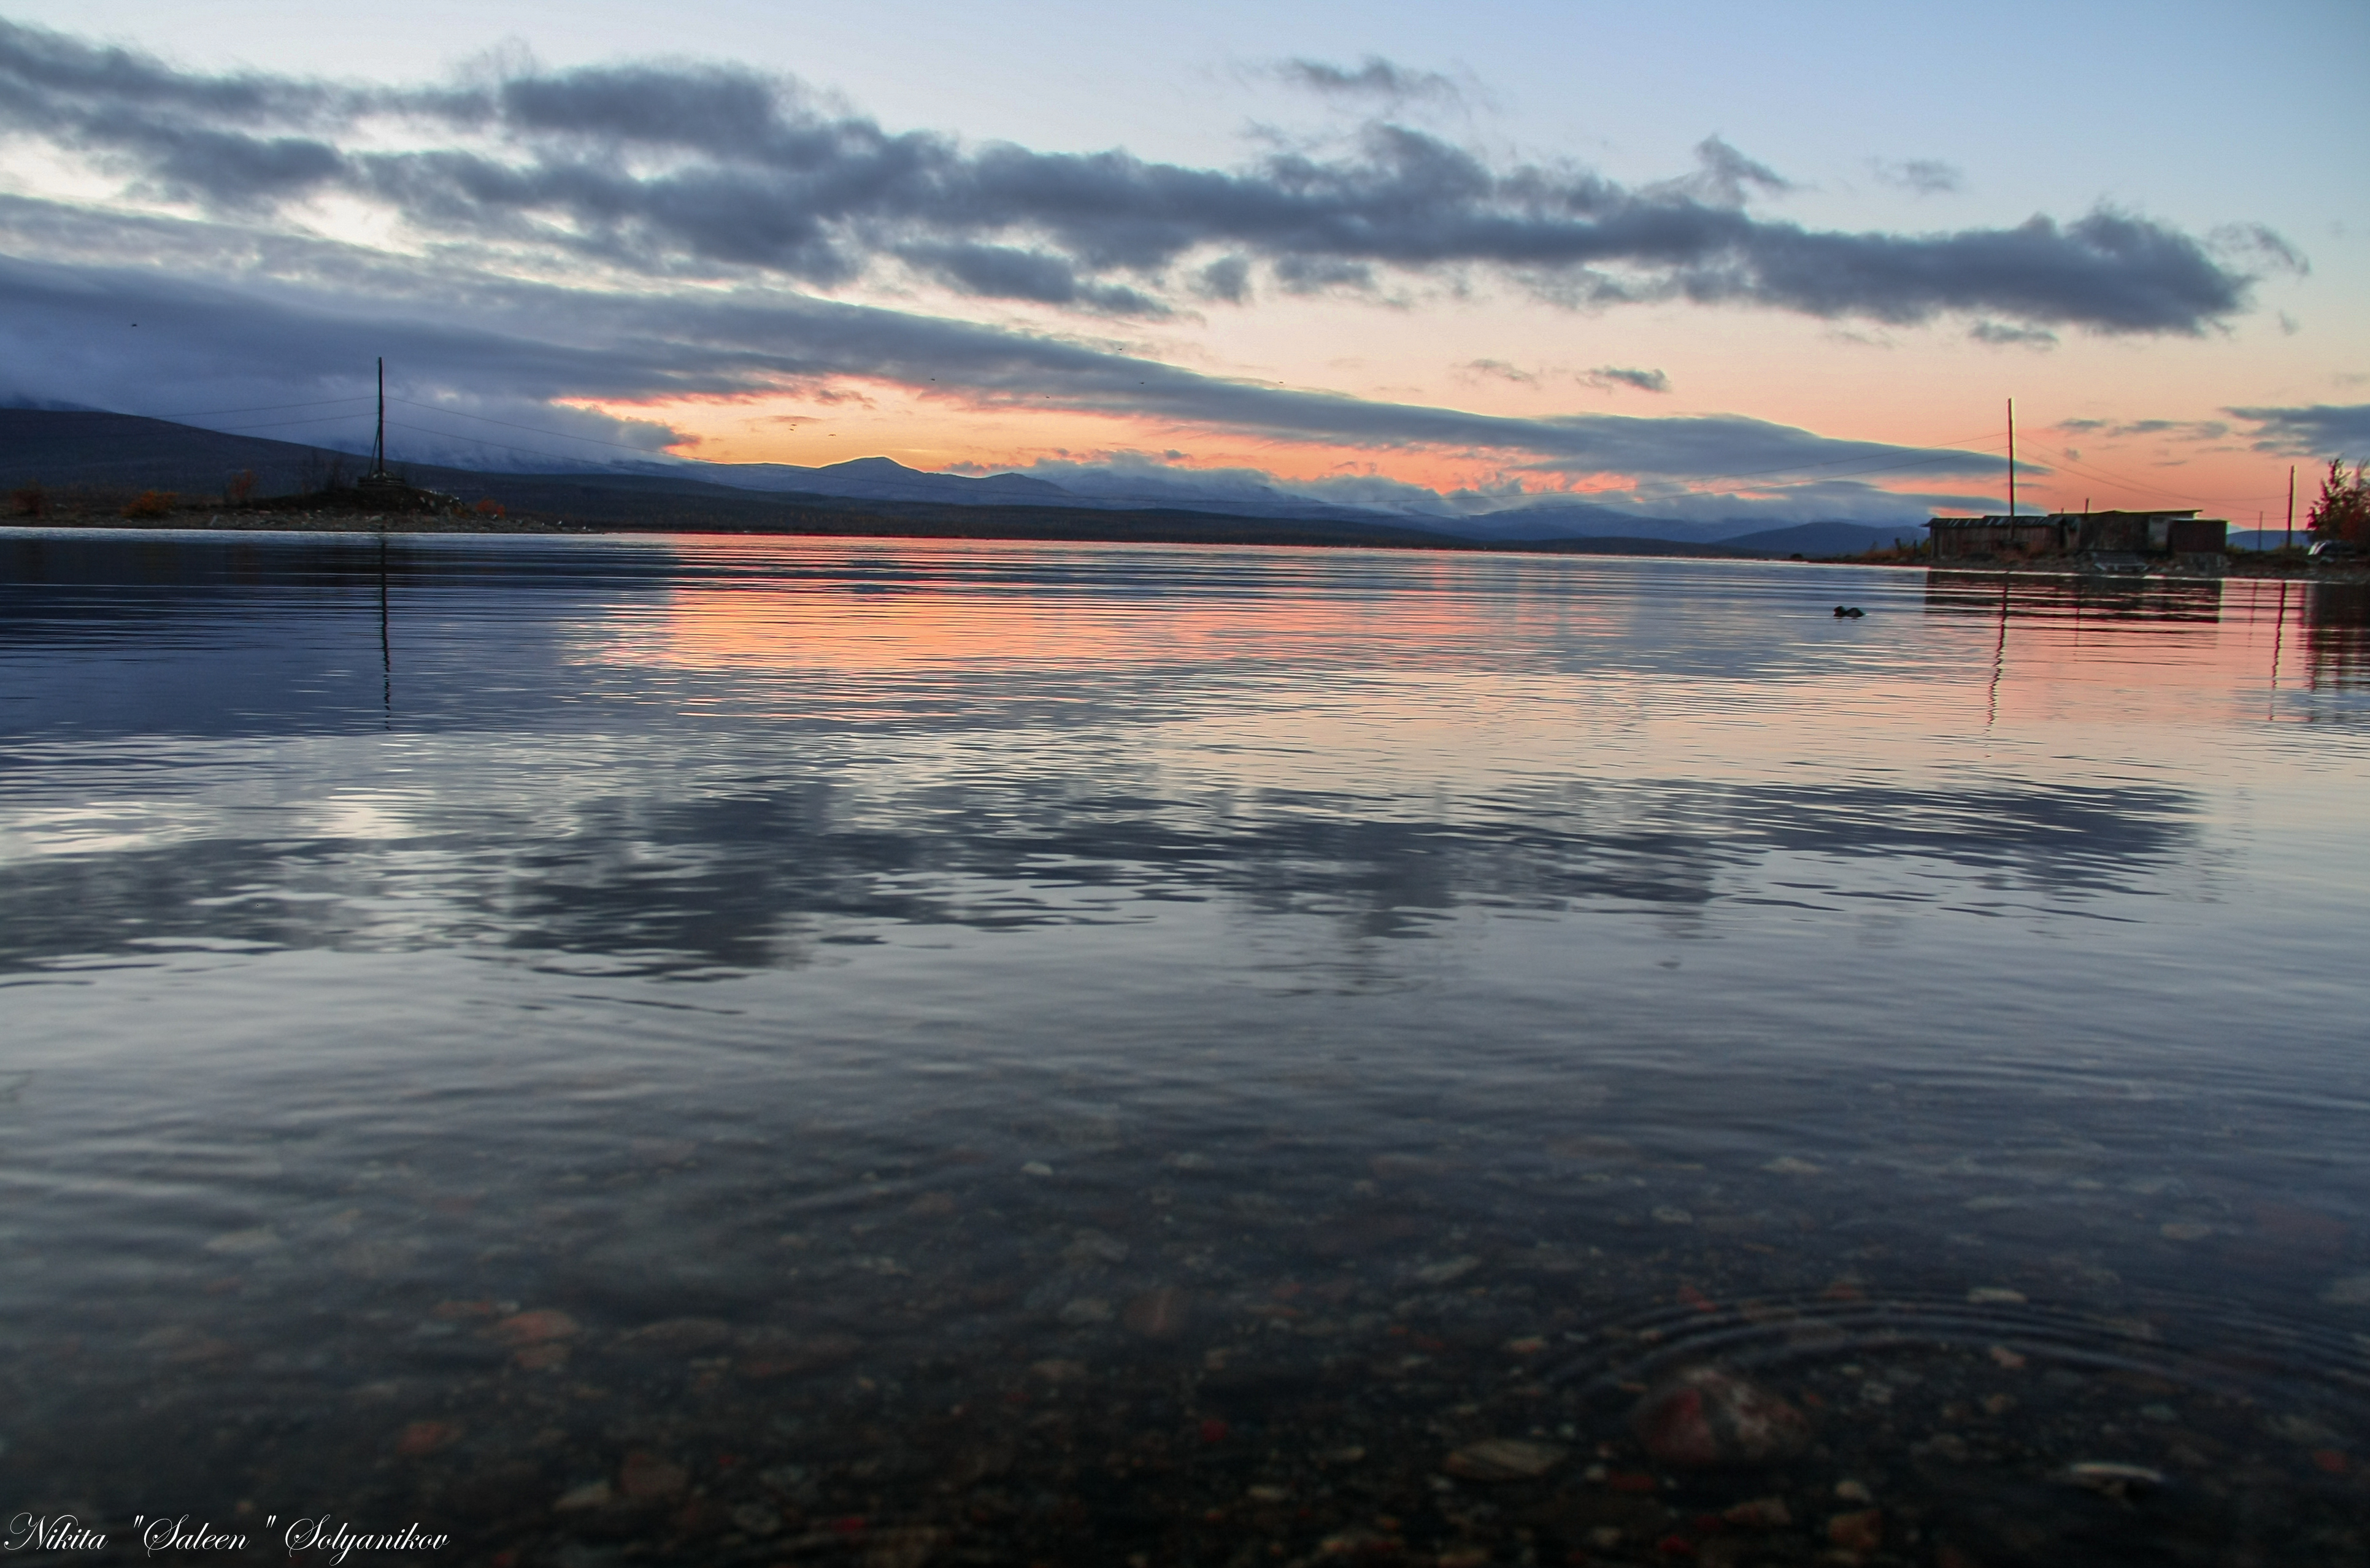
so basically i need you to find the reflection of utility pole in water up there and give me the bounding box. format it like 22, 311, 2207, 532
379, 531, 393, 729
369, 354, 393, 725
1985, 572, 2009, 730
2267, 577, 2290, 720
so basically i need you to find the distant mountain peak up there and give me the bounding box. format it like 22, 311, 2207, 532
815, 455, 921, 477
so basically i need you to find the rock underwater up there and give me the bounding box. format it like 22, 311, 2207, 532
1632, 1366, 1812, 1467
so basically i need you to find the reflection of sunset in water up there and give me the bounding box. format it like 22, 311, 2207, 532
1920, 572, 2370, 729
2304, 581, 2370, 692
499, 543, 2370, 858
588, 540, 1625, 677
554, 545, 2370, 810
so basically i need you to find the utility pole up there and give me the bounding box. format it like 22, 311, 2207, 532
360, 356, 403, 496
2286, 464, 2296, 551
2006, 398, 2016, 520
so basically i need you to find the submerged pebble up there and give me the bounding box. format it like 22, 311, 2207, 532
1827, 1507, 1883, 1551
2058, 1461, 2164, 1497
1442, 1438, 1566, 1482
553, 1480, 612, 1512
1122, 1285, 1191, 1338
616, 1316, 733, 1353
1633, 1366, 1812, 1467
619, 1451, 688, 1502
488, 1309, 579, 1346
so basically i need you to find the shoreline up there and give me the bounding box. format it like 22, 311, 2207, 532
4, 511, 2360, 580
0, 508, 1764, 564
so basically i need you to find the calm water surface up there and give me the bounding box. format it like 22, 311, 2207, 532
2, 531, 2368, 1566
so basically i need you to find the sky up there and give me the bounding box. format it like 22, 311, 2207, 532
2, 0, 2365, 526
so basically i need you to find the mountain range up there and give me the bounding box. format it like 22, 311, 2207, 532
0, 409, 1917, 559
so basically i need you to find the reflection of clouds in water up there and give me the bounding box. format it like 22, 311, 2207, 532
6, 549, 2368, 1566
0, 535, 2216, 975
4, 536, 1887, 747
0, 766, 2194, 974
0, 534, 2257, 977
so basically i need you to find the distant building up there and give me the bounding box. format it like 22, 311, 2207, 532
1925, 510, 2227, 570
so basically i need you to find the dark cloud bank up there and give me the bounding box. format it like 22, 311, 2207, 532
0, 245, 2002, 496
0, 20, 2294, 513
2224, 403, 2370, 456
0, 20, 2279, 332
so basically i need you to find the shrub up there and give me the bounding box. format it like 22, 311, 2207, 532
302, 452, 350, 493
9, 483, 44, 517
473, 498, 507, 519
121, 490, 179, 519
2307, 458, 2370, 545
225, 469, 258, 505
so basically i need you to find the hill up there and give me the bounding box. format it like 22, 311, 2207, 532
1722, 521, 1918, 558
0, 409, 1482, 549
1, 409, 1820, 560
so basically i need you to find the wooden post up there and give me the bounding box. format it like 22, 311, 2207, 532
2286, 464, 2296, 551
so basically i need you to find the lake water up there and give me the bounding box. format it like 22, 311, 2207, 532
2, 531, 2367, 1567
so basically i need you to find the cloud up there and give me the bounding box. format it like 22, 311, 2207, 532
2225, 403, 2370, 456
896, 243, 1169, 315
1661, 135, 1795, 207
1272, 255, 1378, 296
1193, 255, 1252, 302
1585, 366, 1670, 393
0, 217, 2011, 491
1969, 320, 2056, 348
1275, 56, 1461, 107
2055, 417, 2230, 442
968, 448, 1994, 530
0, 18, 2281, 336
1872, 158, 1963, 196
2209, 223, 2309, 276
1461, 359, 1536, 384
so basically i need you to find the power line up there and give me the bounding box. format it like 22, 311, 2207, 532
129, 400, 679, 471
145, 395, 374, 417
133, 408, 614, 472
379, 418, 661, 472
128, 386, 2287, 512
387, 396, 679, 456
196, 412, 380, 436
1672, 427, 2006, 489
139, 384, 2017, 491
1680, 440, 2011, 496
133, 390, 678, 458
148, 390, 663, 448
2031, 446, 2287, 509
